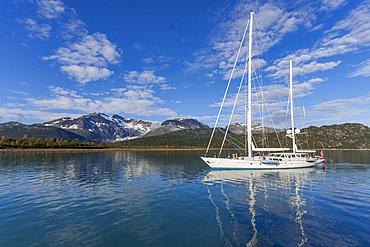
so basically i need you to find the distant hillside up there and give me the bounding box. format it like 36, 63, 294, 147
304, 123, 370, 149
145, 118, 209, 137
116, 134, 218, 149
0, 122, 89, 141
163, 128, 231, 137
119, 123, 370, 150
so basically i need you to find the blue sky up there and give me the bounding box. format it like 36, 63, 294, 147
0, 0, 369, 128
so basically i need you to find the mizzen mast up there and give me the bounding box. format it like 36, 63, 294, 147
289, 58, 296, 153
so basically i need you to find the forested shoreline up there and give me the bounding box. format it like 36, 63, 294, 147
0, 135, 107, 149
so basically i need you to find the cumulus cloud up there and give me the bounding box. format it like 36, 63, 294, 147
60, 65, 114, 83
49, 86, 79, 97
45, 33, 121, 66
123, 70, 165, 85
122, 70, 175, 90
44, 33, 121, 83
17, 0, 121, 84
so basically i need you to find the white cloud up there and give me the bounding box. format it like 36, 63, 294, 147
123, 70, 176, 90
36, 0, 65, 19
133, 43, 144, 51
309, 23, 325, 32
45, 33, 120, 66
349, 59, 370, 77
186, 1, 318, 79
19, 81, 30, 86
321, 2, 370, 52
44, 33, 121, 83
208, 75, 325, 127
25, 86, 176, 119
123, 70, 165, 85
270, 60, 341, 78
17, 1, 121, 84
60, 65, 113, 83
141, 57, 154, 64
206, 81, 215, 87
320, 0, 347, 11
0, 107, 81, 122
268, 0, 370, 78
140, 56, 174, 71
157, 56, 174, 63
61, 18, 88, 39
18, 18, 51, 40
49, 86, 79, 97
313, 96, 370, 118
159, 84, 176, 90
7, 90, 29, 96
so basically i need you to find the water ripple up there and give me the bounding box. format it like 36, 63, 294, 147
0, 150, 368, 246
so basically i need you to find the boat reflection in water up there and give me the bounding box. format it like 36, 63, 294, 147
202, 168, 323, 246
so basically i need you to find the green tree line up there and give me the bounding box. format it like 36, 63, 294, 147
0, 135, 107, 149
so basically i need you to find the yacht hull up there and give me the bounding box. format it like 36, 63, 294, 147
201, 157, 323, 170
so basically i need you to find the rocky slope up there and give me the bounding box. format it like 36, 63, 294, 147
303, 123, 370, 149
145, 118, 209, 137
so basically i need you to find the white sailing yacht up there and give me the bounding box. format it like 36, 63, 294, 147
201, 12, 324, 169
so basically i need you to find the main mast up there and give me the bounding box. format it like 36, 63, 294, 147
290, 58, 296, 153
247, 12, 254, 158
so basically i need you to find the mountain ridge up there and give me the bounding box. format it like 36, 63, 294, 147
0, 113, 368, 149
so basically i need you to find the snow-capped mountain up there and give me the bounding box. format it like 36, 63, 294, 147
1, 112, 287, 143
41, 112, 285, 142
44, 112, 153, 142
145, 118, 209, 137
44, 114, 209, 142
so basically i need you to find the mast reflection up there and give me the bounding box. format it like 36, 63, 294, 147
203, 168, 321, 246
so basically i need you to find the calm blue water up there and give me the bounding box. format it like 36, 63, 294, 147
0, 150, 368, 246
